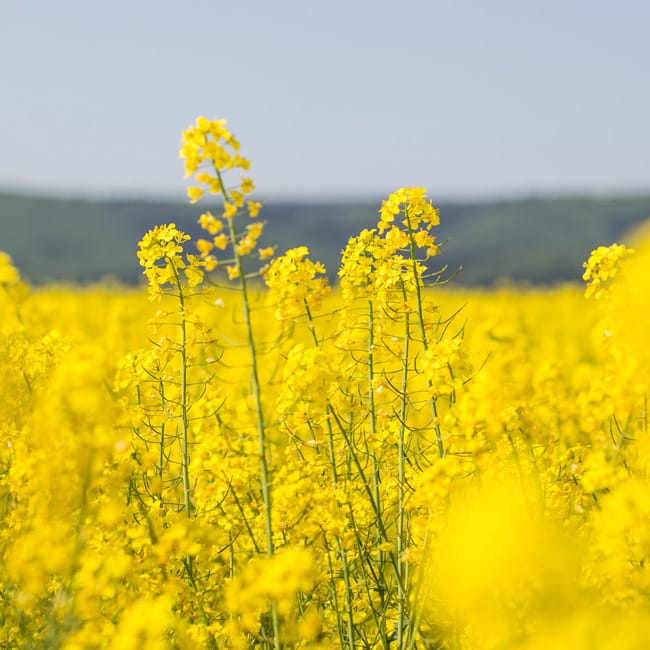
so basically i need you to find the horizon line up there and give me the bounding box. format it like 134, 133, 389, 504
2, 184, 650, 205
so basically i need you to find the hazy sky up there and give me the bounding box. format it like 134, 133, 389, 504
2, 0, 649, 201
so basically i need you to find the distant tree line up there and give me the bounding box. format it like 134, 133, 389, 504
1, 191, 649, 287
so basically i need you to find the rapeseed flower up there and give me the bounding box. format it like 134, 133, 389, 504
6, 117, 650, 649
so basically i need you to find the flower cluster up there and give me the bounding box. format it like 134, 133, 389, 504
137, 223, 205, 300
180, 116, 268, 281
582, 242, 634, 299
0, 251, 20, 286
180, 117, 251, 205
339, 187, 441, 307
264, 246, 330, 320
378, 186, 440, 237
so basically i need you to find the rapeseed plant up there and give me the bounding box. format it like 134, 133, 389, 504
2, 116, 650, 649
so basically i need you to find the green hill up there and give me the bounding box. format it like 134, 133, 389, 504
1, 191, 649, 287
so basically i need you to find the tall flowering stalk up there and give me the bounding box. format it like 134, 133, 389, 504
333, 188, 470, 646
264, 247, 364, 644
135, 224, 221, 647
136, 224, 206, 516
378, 188, 448, 459
179, 117, 281, 648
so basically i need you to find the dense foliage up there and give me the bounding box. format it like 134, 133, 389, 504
1, 118, 649, 649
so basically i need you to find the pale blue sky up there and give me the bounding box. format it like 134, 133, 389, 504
1, 0, 649, 201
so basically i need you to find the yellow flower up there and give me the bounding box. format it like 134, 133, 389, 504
204, 255, 218, 271
196, 239, 214, 257
247, 200, 262, 218
234, 152, 250, 167
223, 201, 238, 219
0, 251, 20, 284
582, 242, 634, 300
413, 229, 436, 250
213, 233, 228, 250
195, 171, 216, 185
241, 177, 255, 195
230, 190, 245, 208
198, 211, 223, 235
187, 186, 204, 203
265, 246, 330, 320
184, 260, 204, 287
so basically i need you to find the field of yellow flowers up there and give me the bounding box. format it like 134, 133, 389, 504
2, 117, 650, 649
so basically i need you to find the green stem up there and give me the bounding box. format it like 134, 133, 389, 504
183, 557, 218, 650
405, 216, 445, 459
397, 298, 411, 648
366, 300, 386, 600
171, 260, 193, 517
329, 408, 405, 594
404, 526, 432, 650
215, 167, 280, 649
